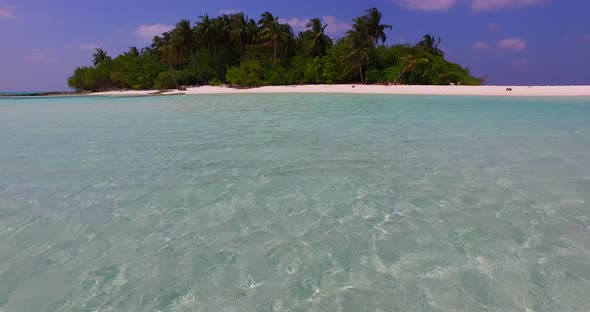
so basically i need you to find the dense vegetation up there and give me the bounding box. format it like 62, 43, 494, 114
68, 8, 481, 91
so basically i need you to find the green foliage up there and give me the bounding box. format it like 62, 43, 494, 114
208, 78, 224, 86
322, 40, 356, 83
226, 60, 265, 87
68, 7, 481, 91
372, 45, 400, 70
110, 53, 141, 89
154, 70, 180, 90
383, 64, 404, 82
153, 68, 196, 89
264, 64, 293, 85
68, 67, 98, 91
68, 61, 114, 91
365, 69, 384, 83
302, 57, 325, 84
135, 56, 167, 89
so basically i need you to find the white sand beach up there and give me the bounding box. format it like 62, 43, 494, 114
92, 85, 590, 97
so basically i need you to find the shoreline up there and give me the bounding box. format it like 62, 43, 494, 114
4, 85, 590, 98
91, 85, 590, 97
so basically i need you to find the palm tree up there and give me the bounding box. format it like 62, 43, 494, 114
345, 21, 373, 84
260, 22, 281, 62
362, 7, 392, 45
159, 41, 183, 88
126, 46, 140, 57
258, 12, 291, 62
230, 13, 250, 51
279, 23, 295, 56
305, 18, 332, 57
246, 18, 259, 44
151, 35, 164, 51
174, 19, 194, 57
194, 15, 215, 84
258, 11, 276, 28
92, 48, 110, 66
140, 47, 154, 57
195, 14, 217, 53
417, 34, 444, 56
214, 15, 232, 49
394, 54, 430, 84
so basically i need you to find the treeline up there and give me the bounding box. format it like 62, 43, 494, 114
68, 8, 481, 91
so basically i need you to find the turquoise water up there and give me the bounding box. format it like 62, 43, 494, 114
1, 94, 590, 311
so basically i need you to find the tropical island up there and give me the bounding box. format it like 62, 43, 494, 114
67, 8, 482, 92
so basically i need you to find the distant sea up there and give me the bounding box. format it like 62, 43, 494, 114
0, 91, 42, 95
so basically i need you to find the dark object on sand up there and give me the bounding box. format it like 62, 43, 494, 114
506, 88, 513, 92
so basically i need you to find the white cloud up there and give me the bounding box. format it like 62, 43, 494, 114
0, 4, 18, 20
279, 16, 350, 36
392, 0, 545, 12
279, 17, 310, 32
135, 24, 174, 41
219, 9, 239, 15
29, 48, 57, 64
471, 0, 545, 12
392, 0, 459, 11
322, 16, 350, 35
472, 41, 490, 50
497, 38, 527, 52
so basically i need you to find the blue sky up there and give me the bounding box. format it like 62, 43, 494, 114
1, 0, 589, 91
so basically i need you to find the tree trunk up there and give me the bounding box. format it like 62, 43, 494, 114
393, 66, 413, 84
168, 60, 179, 89
205, 47, 212, 85
394, 66, 409, 85
190, 49, 198, 85
273, 41, 278, 63
359, 64, 364, 84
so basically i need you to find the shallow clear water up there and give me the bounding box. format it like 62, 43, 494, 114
1, 94, 590, 311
